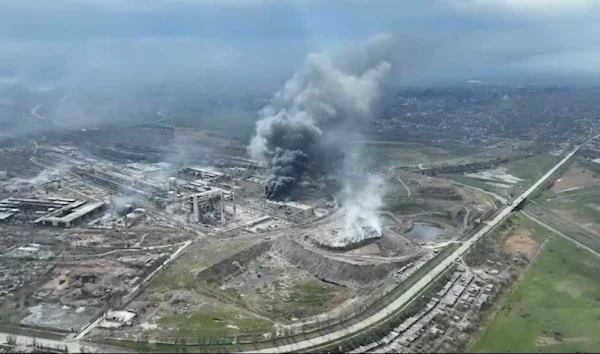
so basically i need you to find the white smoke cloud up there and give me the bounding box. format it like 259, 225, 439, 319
6, 164, 69, 187
336, 174, 387, 246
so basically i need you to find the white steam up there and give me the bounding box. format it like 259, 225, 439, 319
338, 175, 386, 246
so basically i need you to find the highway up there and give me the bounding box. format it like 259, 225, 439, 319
247, 145, 580, 354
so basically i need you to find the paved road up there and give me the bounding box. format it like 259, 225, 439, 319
30, 103, 62, 128
30, 104, 46, 121
247, 146, 579, 354
396, 177, 411, 198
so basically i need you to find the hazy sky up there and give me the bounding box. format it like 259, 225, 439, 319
1, 0, 599, 92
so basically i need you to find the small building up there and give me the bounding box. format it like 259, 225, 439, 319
99, 310, 136, 329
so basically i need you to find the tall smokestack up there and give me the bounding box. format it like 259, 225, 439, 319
232, 191, 236, 218
220, 190, 225, 222
192, 194, 199, 223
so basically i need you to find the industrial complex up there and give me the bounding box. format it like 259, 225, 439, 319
2, 31, 600, 354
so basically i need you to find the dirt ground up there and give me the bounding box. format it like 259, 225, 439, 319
41, 260, 134, 298
551, 164, 599, 193
504, 226, 536, 259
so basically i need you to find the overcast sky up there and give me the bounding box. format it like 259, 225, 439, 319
1, 0, 599, 92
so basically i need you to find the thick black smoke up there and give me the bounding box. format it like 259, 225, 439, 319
249, 34, 401, 200
265, 148, 309, 199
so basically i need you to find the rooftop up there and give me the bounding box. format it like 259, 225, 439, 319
266, 200, 313, 211
40, 201, 106, 224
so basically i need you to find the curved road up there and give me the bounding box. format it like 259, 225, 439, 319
31, 104, 46, 121
246, 145, 580, 353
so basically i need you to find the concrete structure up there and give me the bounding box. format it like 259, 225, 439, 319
265, 200, 314, 218
71, 166, 164, 196
0, 197, 105, 227
191, 189, 225, 224
99, 310, 136, 329
36, 201, 106, 228
182, 166, 227, 182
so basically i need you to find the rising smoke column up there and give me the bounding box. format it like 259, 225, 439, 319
249, 34, 399, 200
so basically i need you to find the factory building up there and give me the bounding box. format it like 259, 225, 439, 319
265, 200, 314, 218
191, 190, 224, 224
71, 166, 164, 197
0, 197, 106, 228
180, 166, 228, 183
36, 201, 106, 228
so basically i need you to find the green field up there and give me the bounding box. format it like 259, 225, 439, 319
158, 305, 272, 338
509, 154, 561, 182
472, 236, 600, 353
274, 279, 342, 319
539, 187, 600, 224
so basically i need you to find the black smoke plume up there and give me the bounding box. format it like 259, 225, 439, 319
249, 34, 403, 200
265, 148, 309, 199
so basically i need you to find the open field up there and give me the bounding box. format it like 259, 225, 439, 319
115, 236, 277, 339
472, 236, 600, 353
550, 163, 600, 193
240, 275, 348, 321
530, 161, 600, 252
166, 106, 257, 140
157, 304, 273, 338
444, 174, 510, 200
508, 154, 561, 184
360, 143, 478, 171
527, 201, 600, 253
503, 226, 536, 259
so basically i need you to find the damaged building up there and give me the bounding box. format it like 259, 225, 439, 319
0, 197, 106, 227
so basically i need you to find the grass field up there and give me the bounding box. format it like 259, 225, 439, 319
509, 154, 561, 183
472, 236, 600, 353
444, 174, 509, 198
282, 279, 342, 317
539, 184, 600, 222
158, 305, 273, 338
